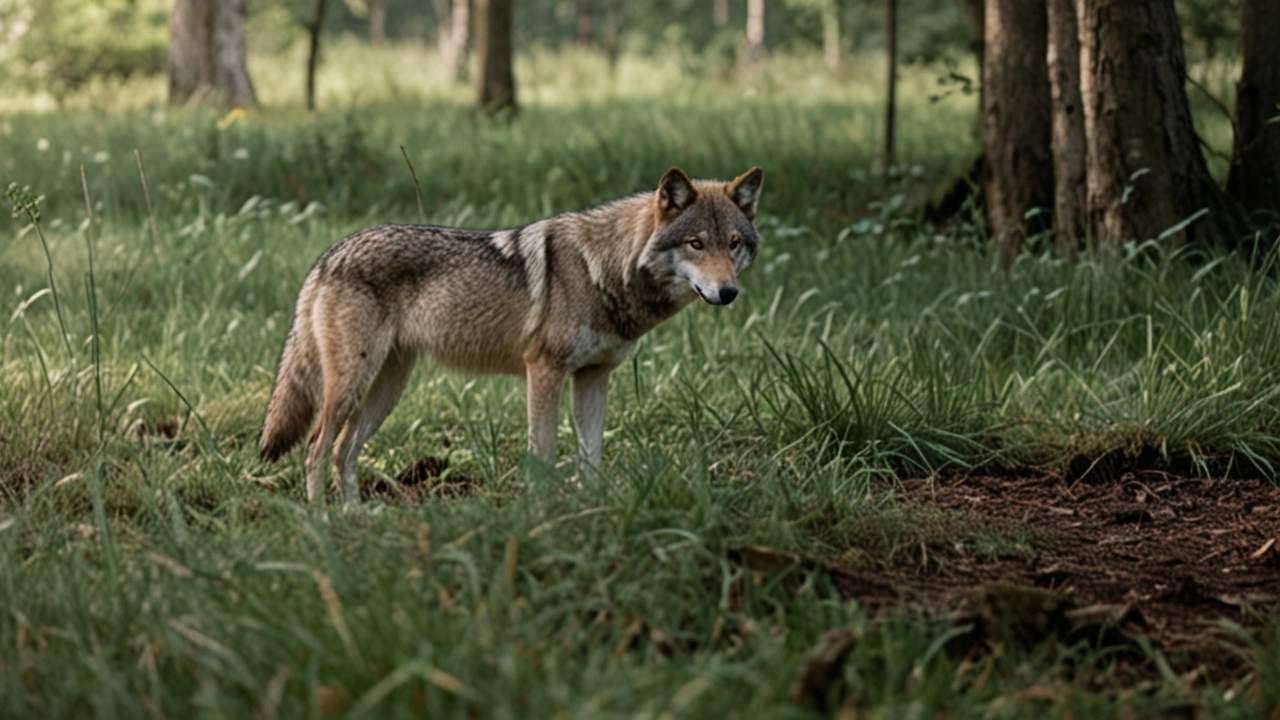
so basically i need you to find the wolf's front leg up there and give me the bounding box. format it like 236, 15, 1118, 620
572, 365, 611, 467
526, 362, 566, 465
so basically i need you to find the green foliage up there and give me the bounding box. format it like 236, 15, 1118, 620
0, 0, 980, 94
0, 48, 1275, 718
0, 0, 168, 97
0, 0, 1251, 103
1177, 0, 1243, 62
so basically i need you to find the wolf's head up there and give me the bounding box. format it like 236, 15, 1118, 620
641, 166, 764, 306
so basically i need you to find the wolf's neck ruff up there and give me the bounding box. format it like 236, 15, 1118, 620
259, 166, 764, 509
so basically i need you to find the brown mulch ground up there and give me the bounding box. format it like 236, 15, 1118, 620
365, 455, 484, 502
830, 473, 1280, 673
385, 458, 1278, 677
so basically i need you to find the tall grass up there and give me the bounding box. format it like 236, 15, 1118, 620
0, 47, 1274, 716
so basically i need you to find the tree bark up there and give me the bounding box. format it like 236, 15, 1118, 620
883, 0, 897, 178
1047, 0, 1084, 260
745, 0, 765, 64
306, 0, 326, 112
713, 0, 729, 29
822, 0, 839, 73
169, 0, 213, 103
576, 0, 593, 47
603, 0, 623, 67
1226, 0, 1280, 229
449, 0, 470, 81
959, 0, 984, 140
432, 0, 469, 81
1078, 0, 1245, 248
475, 0, 516, 116
983, 0, 1052, 268
368, 0, 386, 44
168, 0, 256, 106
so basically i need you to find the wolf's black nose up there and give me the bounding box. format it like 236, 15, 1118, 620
718, 287, 739, 304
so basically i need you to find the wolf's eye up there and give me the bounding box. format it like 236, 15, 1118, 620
686, 237, 705, 251
729, 237, 742, 251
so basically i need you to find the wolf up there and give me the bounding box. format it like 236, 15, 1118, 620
258, 166, 764, 508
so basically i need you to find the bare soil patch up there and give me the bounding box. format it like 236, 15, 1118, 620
366, 455, 484, 503
834, 473, 1280, 674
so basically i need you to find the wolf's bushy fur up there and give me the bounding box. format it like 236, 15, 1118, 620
260, 167, 764, 507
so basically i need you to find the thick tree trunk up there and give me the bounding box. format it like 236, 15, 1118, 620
1078, 0, 1245, 247
168, 0, 256, 106
745, 0, 765, 64
883, 0, 897, 177
1226, 0, 1280, 229
1046, 0, 1085, 260
983, 0, 1052, 268
306, 0, 326, 111
476, 0, 516, 116
713, 0, 729, 29
169, 0, 213, 103
822, 0, 839, 73
368, 0, 386, 43
576, 0, 593, 47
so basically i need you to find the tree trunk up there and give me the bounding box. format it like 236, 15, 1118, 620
1226, 0, 1280, 229
433, 0, 469, 81
1046, 0, 1084, 260
306, 0, 326, 111
1077, 0, 1245, 248
368, 0, 386, 43
603, 0, 623, 67
475, 0, 516, 116
713, 0, 729, 29
822, 0, 839, 73
448, 0, 470, 81
745, 0, 765, 64
959, 0, 984, 140
169, 0, 213, 103
576, 0, 593, 47
983, 0, 1052, 268
168, 0, 257, 106
883, 0, 897, 178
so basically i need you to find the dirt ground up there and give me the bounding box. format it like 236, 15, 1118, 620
833, 473, 1280, 678
385, 455, 1279, 680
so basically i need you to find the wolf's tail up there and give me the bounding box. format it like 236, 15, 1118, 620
259, 317, 319, 462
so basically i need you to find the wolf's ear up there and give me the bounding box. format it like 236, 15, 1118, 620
727, 167, 764, 222
658, 167, 698, 215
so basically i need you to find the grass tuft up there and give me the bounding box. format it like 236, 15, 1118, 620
0, 46, 1275, 717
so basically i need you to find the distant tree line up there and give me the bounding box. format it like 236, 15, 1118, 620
2, 0, 1270, 250
0, 0, 988, 103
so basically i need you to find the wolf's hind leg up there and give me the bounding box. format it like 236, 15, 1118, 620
304, 427, 331, 506
333, 349, 415, 509
572, 365, 611, 467
305, 302, 394, 506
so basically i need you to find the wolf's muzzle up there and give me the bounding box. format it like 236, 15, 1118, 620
698, 285, 738, 305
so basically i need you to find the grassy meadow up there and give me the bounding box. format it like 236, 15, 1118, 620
1, 45, 1278, 717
